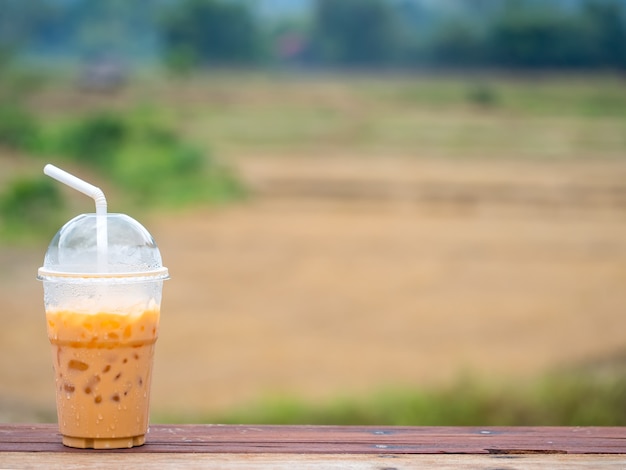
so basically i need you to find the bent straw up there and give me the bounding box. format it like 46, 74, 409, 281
43, 164, 108, 271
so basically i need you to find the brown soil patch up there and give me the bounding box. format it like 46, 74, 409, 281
2, 157, 626, 420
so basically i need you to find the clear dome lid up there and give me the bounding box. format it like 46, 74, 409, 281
38, 213, 169, 280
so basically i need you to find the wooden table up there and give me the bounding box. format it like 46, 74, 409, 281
1, 424, 625, 468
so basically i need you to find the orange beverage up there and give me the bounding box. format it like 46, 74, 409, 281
38, 169, 169, 450
46, 308, 160, 449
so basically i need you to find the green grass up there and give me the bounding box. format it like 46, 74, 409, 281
159, 73, 626, 159
155, 371, 626, 426
359, 75, 626, 117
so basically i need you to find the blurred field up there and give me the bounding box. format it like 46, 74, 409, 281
1, 73, 626, 423
27, 73, 626, 160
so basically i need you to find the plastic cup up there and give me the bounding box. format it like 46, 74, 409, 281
38, 213, 168, 449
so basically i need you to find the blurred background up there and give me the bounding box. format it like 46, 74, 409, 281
1, 0, 626, 425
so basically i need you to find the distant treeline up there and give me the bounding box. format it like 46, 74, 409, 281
1, 0, 625, 71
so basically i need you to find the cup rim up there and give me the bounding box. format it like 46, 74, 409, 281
37, 267, 169, 281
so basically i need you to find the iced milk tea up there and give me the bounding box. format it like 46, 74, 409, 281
46, 307, 159, 449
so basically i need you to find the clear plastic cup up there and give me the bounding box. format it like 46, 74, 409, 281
38, 213, 168, 449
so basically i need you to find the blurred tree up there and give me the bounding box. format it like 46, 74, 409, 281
310, 0, 401, 66
486, 0, 626, 69
488, 5, 592, 68
430, 20, 487, 66
0, 0, 57, 60
1, 0, 624, 71
583, 0, 626, 69
0, 0, 161, 61
70, 0, 159, 58
160, 0, 264, 70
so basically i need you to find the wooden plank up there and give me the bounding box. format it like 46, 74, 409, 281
1, 425, 626, 454
1, 452, 625, 469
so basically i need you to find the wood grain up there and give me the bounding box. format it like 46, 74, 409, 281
1, 452, 626, 470
1, 425, 625, 454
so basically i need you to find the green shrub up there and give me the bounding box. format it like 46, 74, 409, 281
113, 139, 201, 201
60, 112, 129, 169
0, 175, 64, 240
0, 102, 40, 151
467, 82, 499, 107
52, 110, 245, 209
161, 372, 626, 426
112, 132, 244, 207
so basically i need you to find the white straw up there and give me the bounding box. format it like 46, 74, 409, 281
44, 164, 108, 271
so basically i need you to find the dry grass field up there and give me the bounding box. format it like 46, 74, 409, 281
1, 74, 626, 422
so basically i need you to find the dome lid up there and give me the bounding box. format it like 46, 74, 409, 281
38, 213, 168, 280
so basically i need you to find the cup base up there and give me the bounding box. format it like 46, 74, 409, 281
62, 434, 146, 449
